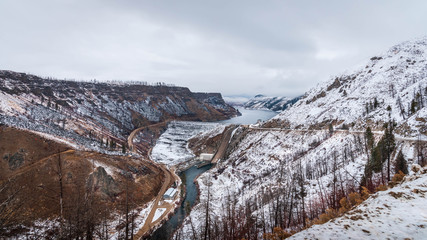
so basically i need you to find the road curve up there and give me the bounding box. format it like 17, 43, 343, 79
127, 121, 170, 153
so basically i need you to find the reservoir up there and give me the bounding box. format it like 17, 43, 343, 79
219, 107, 278, 125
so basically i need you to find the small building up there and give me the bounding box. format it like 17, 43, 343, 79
199, 153, 214, 161
163, 188, 177, 200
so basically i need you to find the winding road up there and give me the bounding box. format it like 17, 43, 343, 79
128, 121, 170, 153
128, 122, 180, 239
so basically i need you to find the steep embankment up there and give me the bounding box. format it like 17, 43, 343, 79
177, 38, 427, 239
0, 70, 239, 151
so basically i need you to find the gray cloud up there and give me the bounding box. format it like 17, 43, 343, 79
1, 0, 426, 97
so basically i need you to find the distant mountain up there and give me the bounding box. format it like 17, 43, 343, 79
222, 96, 250, 106
243, 94, 300, 112
0, 70, 239, 151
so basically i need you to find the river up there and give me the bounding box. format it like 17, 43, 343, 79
148, 164, 212, 240
148, 108, 277, 239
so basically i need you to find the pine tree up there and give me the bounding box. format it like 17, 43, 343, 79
365, 127, 374, 150
365, 103, 369, 115
374, 98, 379, 108
383, 124, 395, 181
394, 150, 408, 174
362, 127, 375, 188
370, 140, 384, 173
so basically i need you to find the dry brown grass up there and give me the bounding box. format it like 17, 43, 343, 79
0, 126, 164, 229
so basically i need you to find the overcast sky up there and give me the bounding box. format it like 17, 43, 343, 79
0, 0, 426, 97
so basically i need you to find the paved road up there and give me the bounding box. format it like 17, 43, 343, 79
127, 121, 169, 153
211, 126, 238, 164
133, 163, 173, 239
247, 126, 427, 143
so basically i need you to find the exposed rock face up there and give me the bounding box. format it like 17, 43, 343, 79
86, 166, 120, 199
0, 70, 239, 149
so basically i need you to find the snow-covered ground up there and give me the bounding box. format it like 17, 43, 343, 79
108, 200, 154, 239
290, 167, 427, 240
179, 129, 381, 237
151, 121, 225, 166
152, 208, 167, 223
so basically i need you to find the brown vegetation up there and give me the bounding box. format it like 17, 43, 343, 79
0, 126, 164, 238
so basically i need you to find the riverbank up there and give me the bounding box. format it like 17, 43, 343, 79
148, 164, 213, 239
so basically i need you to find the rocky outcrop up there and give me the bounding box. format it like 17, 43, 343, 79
86, 166, 120, 199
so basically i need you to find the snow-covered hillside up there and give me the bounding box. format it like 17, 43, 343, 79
289, 166, 427, 240
176, 38, 427, 239
244, 94, 300, 112
0, 70, 239, 151
270, 38, 427, 136
179, 128, 424, 238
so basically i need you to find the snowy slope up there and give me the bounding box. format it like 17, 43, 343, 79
244, 94, 300, 112
289, 167, 427, 240
270, 38, 427, 136
179, 128, 402, 237
151, 121, 224, 167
